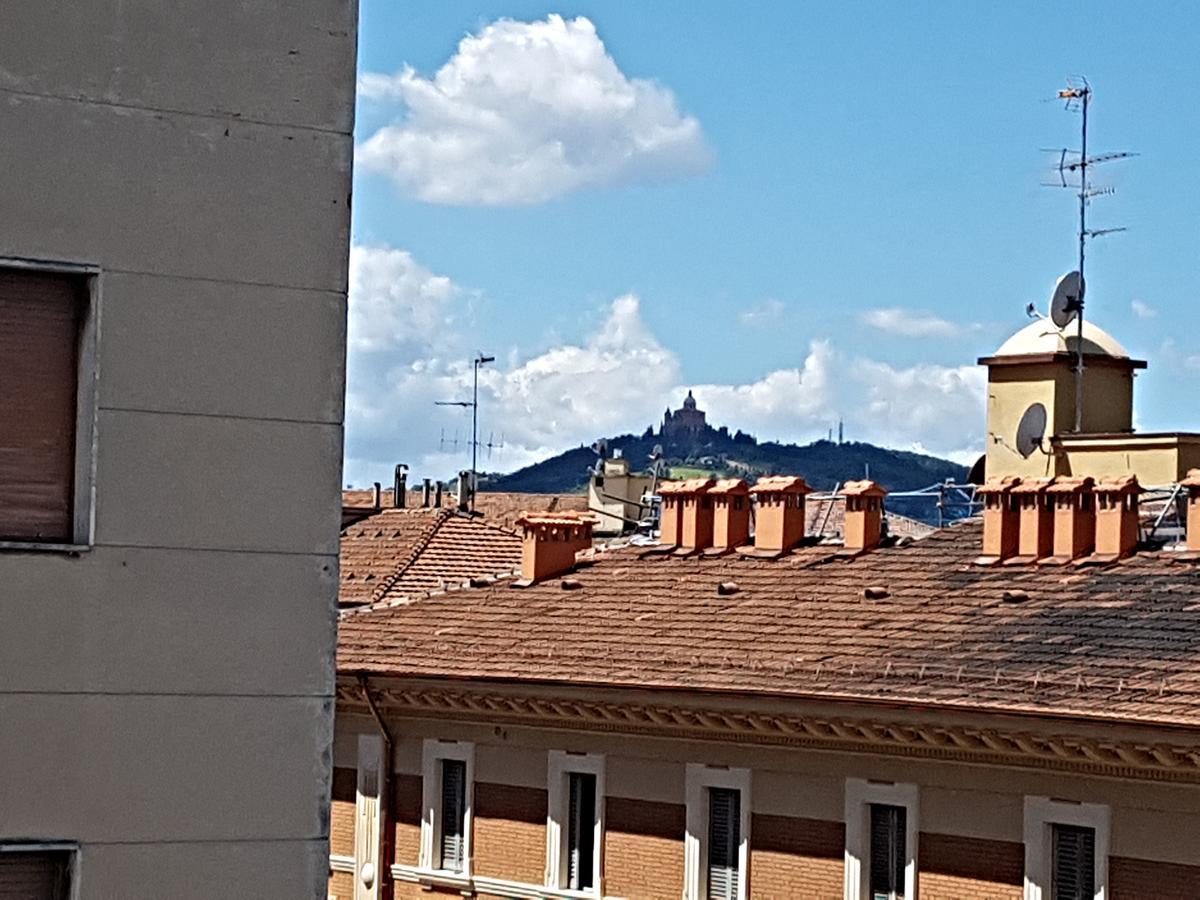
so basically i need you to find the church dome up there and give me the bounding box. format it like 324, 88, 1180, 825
993, 319, 1129, 359
682, 390, 697, 410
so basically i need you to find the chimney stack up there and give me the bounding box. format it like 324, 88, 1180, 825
657, 479, 715, 551
1011, 477, 1055, 562
457, 470, 473, 513
372, 482, 382, 509
394, 464, 408, 508
749, 476, 811, 553
710, 479, 751, 551
1184, 470, 1200, 553
657, 481, 684, 547
515, 512, 595, 584
1047, 476, 1095, 563
842, 480, 887, 553
978, 475, 1021, 563
434, 481, 443, 508
421, 478, 432, 508
1093, 475, 1141, 560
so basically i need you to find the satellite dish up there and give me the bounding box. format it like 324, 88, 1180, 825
1049, 271, 1085, 329
1015, 402, 1048, 458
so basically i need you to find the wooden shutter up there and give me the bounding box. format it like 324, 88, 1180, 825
0, 850, 71, 899
869, 804, 906, 900
1052, 824, 1095, 900
567, 772, 596, 890
439, 759, 466, 872
0, 269, 83, 542
707, 787, 740, 900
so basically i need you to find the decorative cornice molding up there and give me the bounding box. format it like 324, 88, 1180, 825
336, 681, 1200, 783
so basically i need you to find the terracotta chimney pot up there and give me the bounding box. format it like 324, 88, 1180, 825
1180, 469, 1200, 552
749, 475, 812, 552
1046, 476, 1096, 562
1093, 475, 1142, 559
657, 480, 685, 547
658, 478, 716, 551
1011, 477, 1056, 561
842, 480, 888, 552
515, 512, 596, 584
978, 475, 1022, 561
710, 478, 751, 551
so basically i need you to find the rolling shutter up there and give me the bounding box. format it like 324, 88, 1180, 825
1052, 824, 1095, 900
567, 772, 596, 890
0, 269, 83, 543
707, 787, 740, 900
439, 759, 466, 872
869, 804, 906, 900
0, 850, 71, 899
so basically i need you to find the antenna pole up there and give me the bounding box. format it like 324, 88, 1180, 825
471, 358, 479, 510
1074, 86, 1089, 433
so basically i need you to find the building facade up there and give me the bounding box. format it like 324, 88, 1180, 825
0, 4, 357, 897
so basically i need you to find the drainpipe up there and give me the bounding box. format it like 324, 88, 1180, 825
357, 674, 393, 896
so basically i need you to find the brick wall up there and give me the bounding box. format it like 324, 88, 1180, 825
473, 781, 548, 885
328, 869, 355, 900
1111, 855, 1200, 899
391, 773, 423, 867
604, 795, 686, 900
330, 766, 357, 857
919, 832, 1023, 900
750, 813, 844, 899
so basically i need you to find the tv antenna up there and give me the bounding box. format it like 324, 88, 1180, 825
1042, 77, 1135, 432
435, 352, 494, 513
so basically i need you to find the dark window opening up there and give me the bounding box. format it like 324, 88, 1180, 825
707, 787, 740, 899
869, 803, 906, 900
439, 759, 466, 872
566, 772, 596, 890
1051, 824, 1095, 900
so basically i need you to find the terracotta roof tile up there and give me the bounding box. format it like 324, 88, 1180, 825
338, 519, 1200, 727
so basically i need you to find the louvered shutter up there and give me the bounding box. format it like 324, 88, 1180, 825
707, 787, 740, 900
567, 772, 596, 890
439, 759, 466, 871
0, 270, 83, 543
869, 804, 906, 900
1052, 825, 1095, 900
0, 850, 71, 899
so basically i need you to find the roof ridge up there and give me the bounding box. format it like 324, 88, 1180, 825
368, 507, 454, 603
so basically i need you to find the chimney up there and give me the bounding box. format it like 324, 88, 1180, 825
842, 480, 887, 553
749, 476, 811, 552
658, 478, 715, 551
1184, 470, 1200, 553
457, 470, 473, 513
978, 475, 1021, 562
1093, 475, 1141, 559
515, 512, 595, 584
434, 481, 443, 508
1047, 476, 1096, 562
710, 479, 751, 551
1011, 477, 1056, 561
421, 478, 432, 508
657, 481, 685, 547
393, 464, 408, 508
372, 481, 382, 509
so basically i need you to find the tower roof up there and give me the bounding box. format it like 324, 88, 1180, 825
992, 320, 1129, 359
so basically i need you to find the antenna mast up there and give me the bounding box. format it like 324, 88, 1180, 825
435, 352, 495, 513
1047, 78, 1134, 432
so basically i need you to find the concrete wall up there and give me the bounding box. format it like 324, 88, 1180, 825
335, 711, 1200, 898
0, 3, 357, 898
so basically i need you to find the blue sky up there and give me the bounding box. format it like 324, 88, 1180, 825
344, 2, 1200, 485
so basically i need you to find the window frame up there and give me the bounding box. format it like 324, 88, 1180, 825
0, 841, 79, 900
420, 739, 475, 878
684, 763, 751, 900
843, 779, 918, 900
545, 750, 605, 897
0, 256, 100, 553
1022, 796, 1110, 900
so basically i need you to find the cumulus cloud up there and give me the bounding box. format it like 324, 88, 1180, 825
1131, 299, 1157, 319
860, 307, 968, 338
738, 298, 786, 327
343, 246, 987, 485
356, 14, 711, 205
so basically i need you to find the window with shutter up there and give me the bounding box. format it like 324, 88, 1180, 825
707, 787, 740, 900
567, 771, 596, 890
869, 804, 906, 900
0, 268, 87, 544
439, 759, 467, 872
0, 849, 72, 900
1052, 824, 1095, 900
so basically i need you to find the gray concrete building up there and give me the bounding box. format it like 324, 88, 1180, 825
0, 4, 358, 897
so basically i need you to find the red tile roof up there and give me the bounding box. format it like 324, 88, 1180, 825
338, 519, 1200, 727
342, 489, 588, 530
339, 508, 523, 607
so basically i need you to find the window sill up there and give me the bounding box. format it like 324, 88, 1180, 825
391, 865, 607, 899
0, 541, 91, 555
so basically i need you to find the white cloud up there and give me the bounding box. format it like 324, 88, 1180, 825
860, 307, 967, 338
356, 14, 711, 205
343, 246, 987, 485
738, 298, 785, 327
1131, 299, 1157, 319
